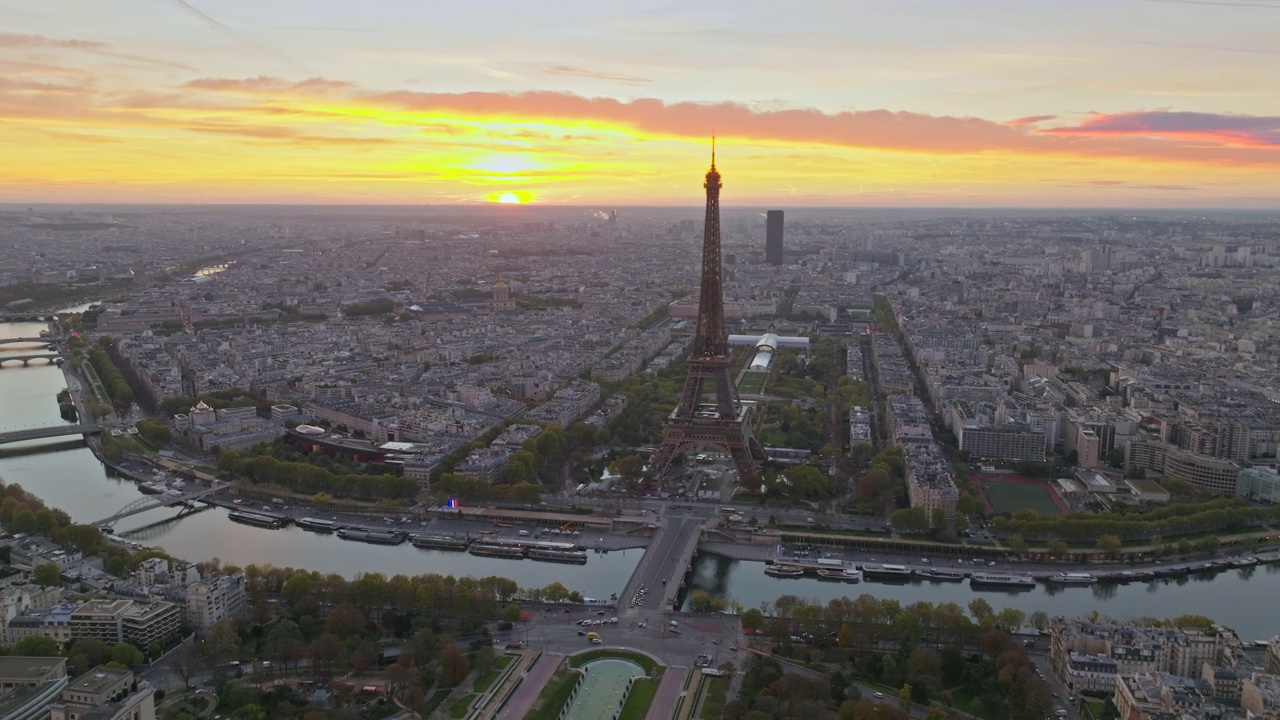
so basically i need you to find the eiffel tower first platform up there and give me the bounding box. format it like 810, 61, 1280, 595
648, 142, 766, 491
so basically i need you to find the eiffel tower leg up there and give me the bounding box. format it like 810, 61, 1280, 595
648, 437, 681, 482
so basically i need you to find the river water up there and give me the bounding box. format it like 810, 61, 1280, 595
0, 320, 637, 598
678, 552, 1280, 640
3, 320, 1278, 637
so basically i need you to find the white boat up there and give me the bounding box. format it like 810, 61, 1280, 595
1047, 572, 1098, 585
970, 571, 1036, 589
861, 563, 913, 580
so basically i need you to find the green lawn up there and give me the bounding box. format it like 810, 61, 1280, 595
525, 669, 581, 720
450, 694, 475, 718
472, 655, 514, 694
618, 677, 660, 720
981, 479, 1063, 516
422, 689, 452, 716
738, 371, 768, 395
699, 676, 731, 719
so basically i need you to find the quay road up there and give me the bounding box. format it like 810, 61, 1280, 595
539, 495, 891, 535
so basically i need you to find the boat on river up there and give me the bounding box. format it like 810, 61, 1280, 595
861, 563, 913, 581
916, 569, 966, 582
228, 509, 287, 529
817, 568, 863, 582
470, 543, 526, 559
528, 548, 588, 564
411, 534, 471, 551
295, 517, 337, 533
336, 527, 406, 545
970, 571, 1036, 590
764, 564, 805, 578
1047, 572, 1098, 585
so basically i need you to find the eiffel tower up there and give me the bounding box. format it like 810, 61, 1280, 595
649, 141, 765, 490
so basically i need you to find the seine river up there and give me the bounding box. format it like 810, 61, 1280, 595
679, 552, 1280, 640
3, 319, 1277, 638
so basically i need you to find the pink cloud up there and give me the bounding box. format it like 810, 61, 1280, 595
1006, 114, 1056, 127
1042, 111, 1280, 148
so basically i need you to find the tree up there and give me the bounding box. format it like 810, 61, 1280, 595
15, 635, 61, 656
1030, 611, 1050, 632
741, 608, 765, 634
474, 646, 496, 676
171, 657, 195, 690
136, 419, 172, 446
111, 642, 144, 667
232, 705, 267, 720
202, 619, 241, 669
889, 507, 928, 533
1096, 534, 1123, 558
899, 683, 914, 710
502, 603, 523, 623
307, 634, 345, 677
33, 561, 62, 587
995, 608, 1026, 632
930, 507, 946, 529
687, 589, 727, 613
1046, 539, 1069, 557
968, 598, 994, 622
1007, 534, 1028, 553
440, 644, 470, 687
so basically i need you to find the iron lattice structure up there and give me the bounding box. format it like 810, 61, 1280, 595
649, 145, 765, 490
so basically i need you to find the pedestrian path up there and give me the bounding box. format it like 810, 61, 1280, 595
493, 652, 561, 720
646, 667, 688, 720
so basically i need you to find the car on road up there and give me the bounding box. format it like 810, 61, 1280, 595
874, 693, 885, 699
591, 638, 603, 644
577, 631, 586, 636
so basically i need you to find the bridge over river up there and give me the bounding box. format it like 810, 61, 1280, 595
0, 422, 119, 446
94, 482, 228, 529
0, 353, 63, 367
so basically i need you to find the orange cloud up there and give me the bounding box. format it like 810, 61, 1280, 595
176, 77, 1280, 166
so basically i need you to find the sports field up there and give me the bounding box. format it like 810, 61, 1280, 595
737, 371, 768, 395
977, 475, 1067, 516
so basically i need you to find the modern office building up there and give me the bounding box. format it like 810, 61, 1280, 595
0, 656, 69, 720
49, 666, 156, 720
765, 210, 784, 266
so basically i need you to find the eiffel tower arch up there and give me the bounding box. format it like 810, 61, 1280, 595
650, 142, 766, 491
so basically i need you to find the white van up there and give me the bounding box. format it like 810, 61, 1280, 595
518, 530, 530, 537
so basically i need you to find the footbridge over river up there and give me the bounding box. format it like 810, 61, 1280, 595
93, 482, 228, 529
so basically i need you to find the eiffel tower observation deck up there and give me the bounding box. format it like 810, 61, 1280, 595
649, 142, 766, 491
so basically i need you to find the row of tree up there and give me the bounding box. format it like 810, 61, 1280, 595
88, 345, 134, 411
990, 497, 1279, 542
218, 452, 418, 501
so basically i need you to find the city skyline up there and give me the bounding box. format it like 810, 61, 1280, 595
3, 0, 1279, 206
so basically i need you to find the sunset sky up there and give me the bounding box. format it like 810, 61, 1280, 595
3, 0, 1279, 206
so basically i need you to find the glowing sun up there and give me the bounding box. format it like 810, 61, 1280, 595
491, 191, 531, 204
